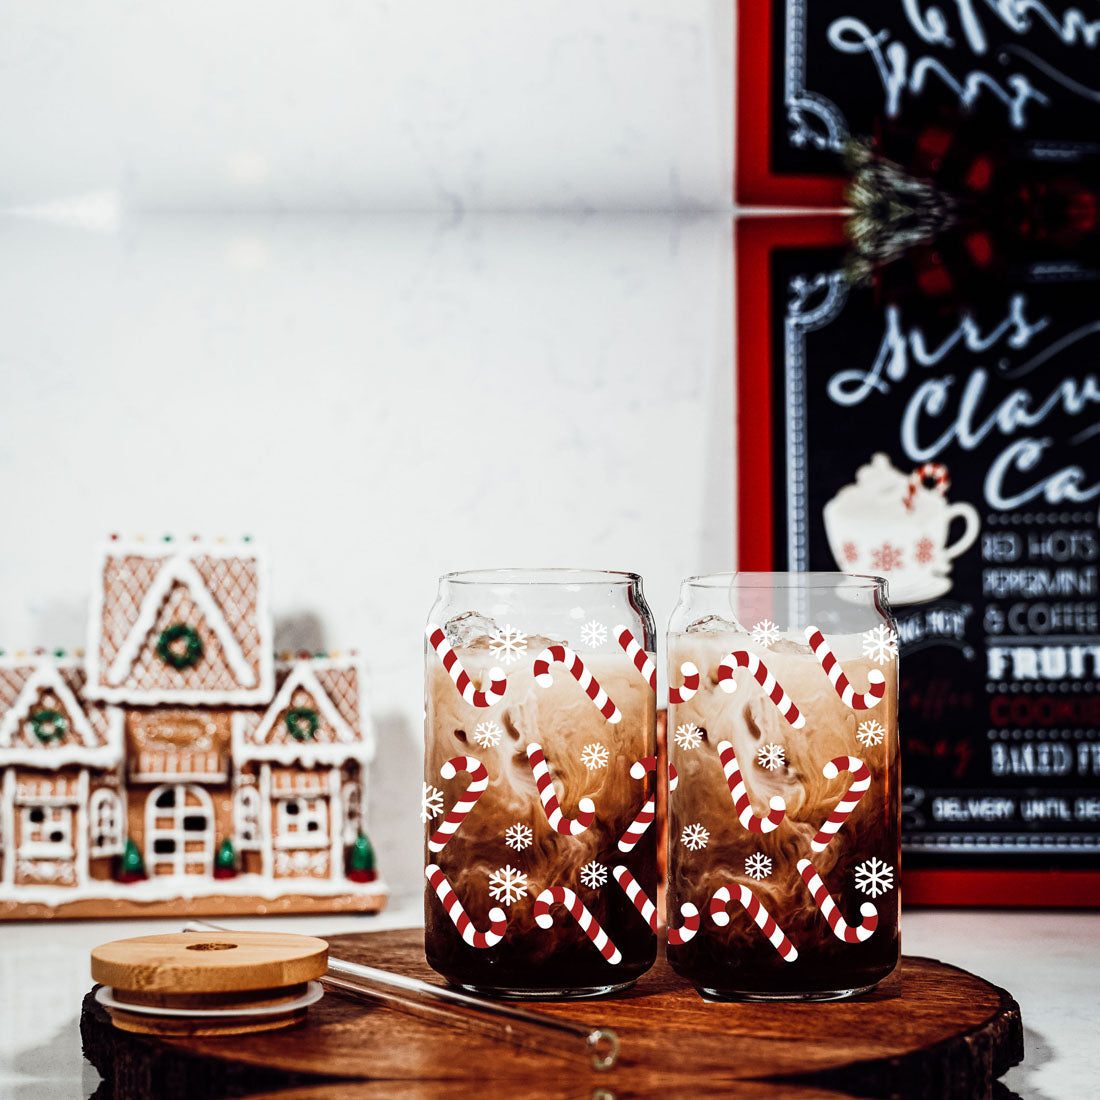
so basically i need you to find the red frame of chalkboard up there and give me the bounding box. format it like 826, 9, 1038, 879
735, 215, 1100, 907
736, 0, 848, 207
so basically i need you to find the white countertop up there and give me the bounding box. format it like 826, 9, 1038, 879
0, 900, 1095, 1098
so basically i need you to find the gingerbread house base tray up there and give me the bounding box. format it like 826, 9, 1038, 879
2, 884, 386, 921
82, 929, 1023, 1100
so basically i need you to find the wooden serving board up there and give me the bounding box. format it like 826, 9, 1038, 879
82, 929, 1023, 1100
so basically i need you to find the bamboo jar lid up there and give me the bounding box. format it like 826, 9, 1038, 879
91, 931, 328, 1037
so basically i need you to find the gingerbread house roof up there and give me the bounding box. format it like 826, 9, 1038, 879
231, 657, 374, 767
0, 658, 123, 768
84, 540, 274, 705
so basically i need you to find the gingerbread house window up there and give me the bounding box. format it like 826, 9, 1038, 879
19, 805, 73, 860
145, 783, 214, 876
89, 789, 125, 857
274, 796, 328, 850
341, 781, 362, 845
234, 786, 262, 850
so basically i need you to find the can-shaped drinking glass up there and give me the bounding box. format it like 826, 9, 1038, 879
666, 572, 900, 1000
424, 569, 658, 997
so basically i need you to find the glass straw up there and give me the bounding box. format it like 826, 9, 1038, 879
184, 920, 619, 1070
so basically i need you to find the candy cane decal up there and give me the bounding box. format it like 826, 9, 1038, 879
525, 743, 596, 836
612, 865, 657, 934
904, 462, 949, 510
709, 884, 798, 962
716, 740, 787, 834
666, 901, 701, 946
616, 756, 678, 853
613, 626, 700, 705
668, 661, 701, 705
533, 887, 622, 964
425, 864, 507, 948
426, 624, 507, 708
717, 651, 806, 729
811, 756, 871, 853
804, 627, 886, 711
797, 858, 878, 943
428, 756, 489, 853
614, 625, 655, 688
533, 644, 622, 723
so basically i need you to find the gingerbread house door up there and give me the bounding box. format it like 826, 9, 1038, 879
144, 783, 214, 876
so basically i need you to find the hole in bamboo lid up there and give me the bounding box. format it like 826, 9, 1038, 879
185, 942, 237, 952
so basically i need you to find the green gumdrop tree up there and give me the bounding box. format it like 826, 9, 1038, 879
214, 837, 238, 879
347, 833, 377, 883
117, 837, 146, 883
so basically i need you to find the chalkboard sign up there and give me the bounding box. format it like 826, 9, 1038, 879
737, 218, 1100, 904
738, 0, 1100, 204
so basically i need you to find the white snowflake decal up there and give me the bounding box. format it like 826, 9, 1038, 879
580, 742, 609, 770
420, 783, 445, 823
857, 719, 886, 748
488, 624, 528, 665
673, 722, 703, 751
579, 860, 608, 890
756, 742, 786, 771
505, 822, 533, 851
680, 823, 710, 851
745, 852, 773, 880
488, 864, 529, 905
580, 620, 607, 649
473, 720, 503, 748
751, 619, 780, 648
862, 624, 899, 665
854, 857, 895, 898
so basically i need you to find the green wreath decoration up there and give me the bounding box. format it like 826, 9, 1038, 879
30, 708, 67, 744
156, 623, 204, 670
285, 707, 319, 742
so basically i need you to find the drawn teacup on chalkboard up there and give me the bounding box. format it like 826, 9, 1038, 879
824, 453, 980, 605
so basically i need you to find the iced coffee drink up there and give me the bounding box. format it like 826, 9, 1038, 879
666, 574, 900, 1000
424, 570, 658, 997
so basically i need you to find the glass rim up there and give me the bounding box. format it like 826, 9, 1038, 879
681, 571, 886, 590
441, 567, 641, 587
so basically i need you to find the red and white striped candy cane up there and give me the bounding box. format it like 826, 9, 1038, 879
666, 901, 701, 946
425, 864, 507, 949
668, 661, 701, 705
616, 756, 678, 853
797, 858, 878, 943
709, 884, 798, 962
811, 756, 871, 853
614, 625, 655, 690
716, 740, 787, 834
425, 624, 507, 708
904, 462, 950, 510
612, 865, 657, 934
533, 886, 622, 964
613, 625, 702, 706
525, 743, 596, 836
717, 651, 806, 729
428, 756, 489, 853
533, 644, 621, 723
804, 627, 886, 711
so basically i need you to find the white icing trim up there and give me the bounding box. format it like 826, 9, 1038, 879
0, 873, 389, 905
259, 764, 273, 880
84, 541, 274, 706
106, 554, 254, 687
0, 704, 125, 769
75, 770, 89, 888
233, 785, 262, 851
0, 664, 98, 748
329, 768, 342, 882
1, 771, 14, 887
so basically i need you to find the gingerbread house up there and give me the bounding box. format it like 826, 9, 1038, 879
0, 538, 384, 919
